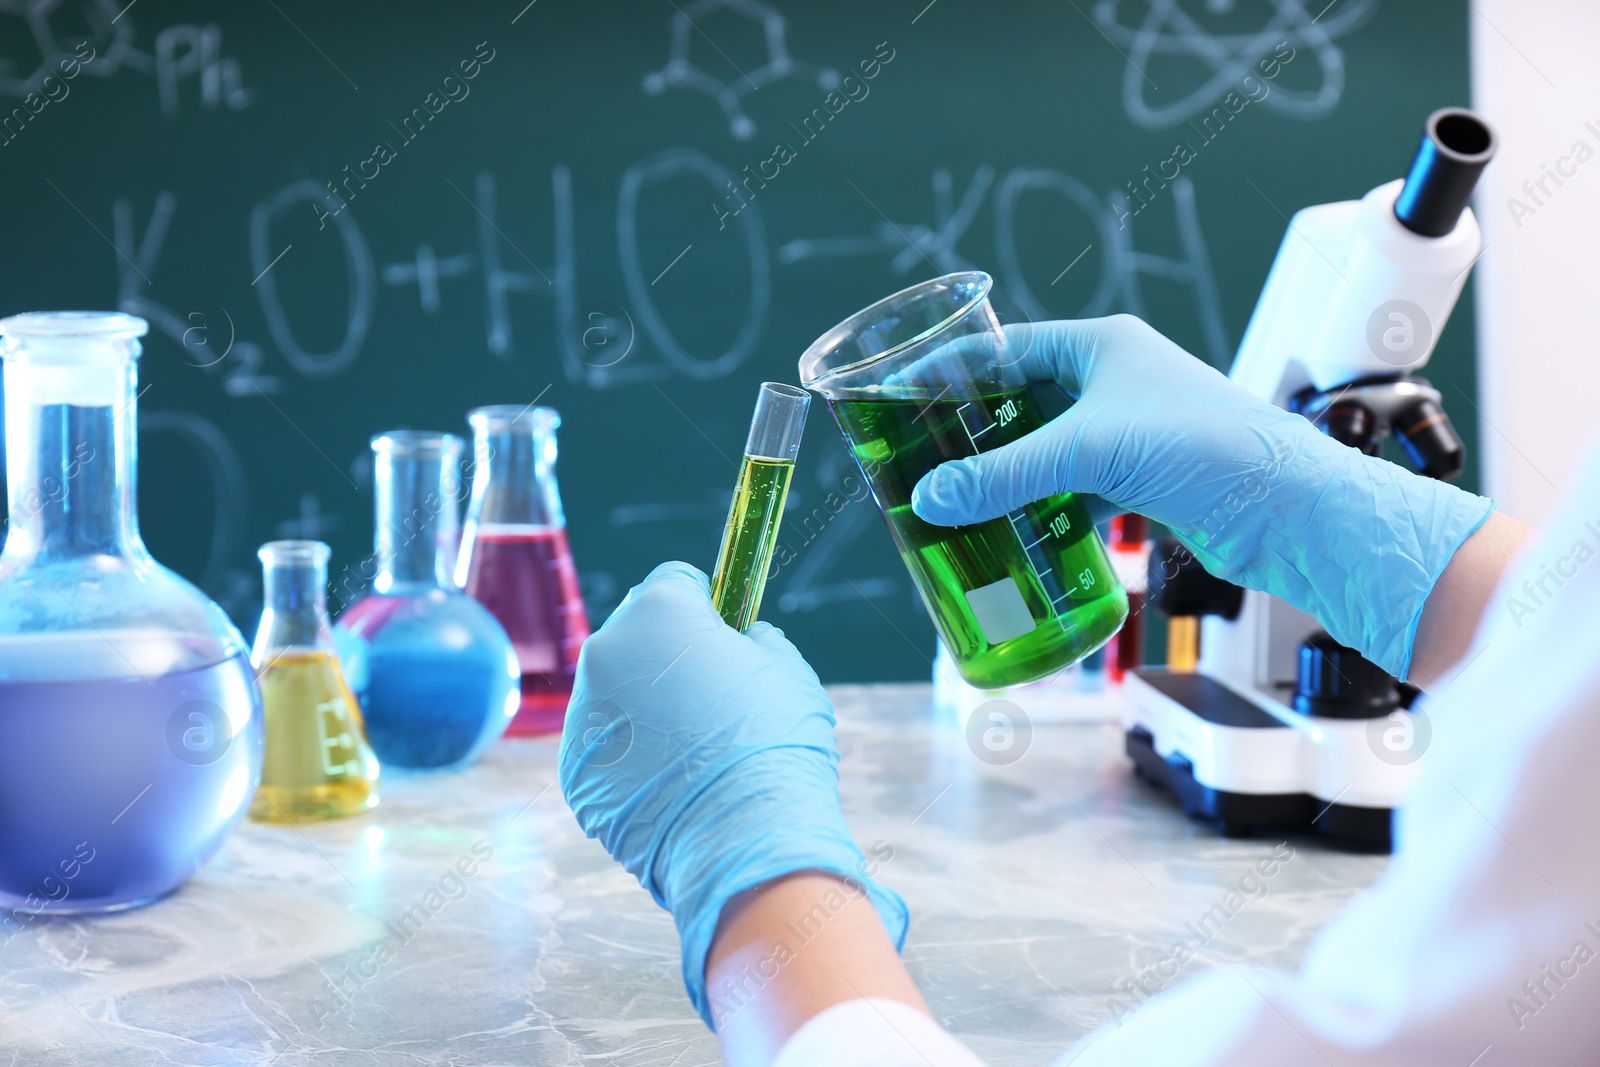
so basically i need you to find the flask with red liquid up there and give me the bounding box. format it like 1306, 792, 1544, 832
1106, 513, 1151, 684
455, 406, 589, 736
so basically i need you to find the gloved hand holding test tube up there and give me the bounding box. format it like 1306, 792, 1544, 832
710, 382, 810, 631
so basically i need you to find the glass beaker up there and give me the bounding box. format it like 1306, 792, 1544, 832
799, 272, 1128, 689
249, 541, 378, 823
335, 431, 518, 770
455, 406, 589, 736
0, 311, 263, 914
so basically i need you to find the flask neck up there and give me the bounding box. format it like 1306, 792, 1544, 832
466, 424, 566, 528
255, 557, 333, 657
374, 447, 459, 589
2, 357, 142, 563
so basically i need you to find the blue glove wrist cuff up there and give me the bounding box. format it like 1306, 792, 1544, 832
655, 748, 909, 1029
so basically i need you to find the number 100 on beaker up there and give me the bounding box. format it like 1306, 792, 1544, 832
799, 272, 1127, 690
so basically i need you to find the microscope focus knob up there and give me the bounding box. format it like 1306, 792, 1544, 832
1293, 633, 1401, 719
1148, 535, 1244, 620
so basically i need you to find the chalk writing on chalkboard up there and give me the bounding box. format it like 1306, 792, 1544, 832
1093, 0, 1378, 129
0, 2, 252, 119
1105, 179, 1229, 369
781, 169, 1230, 367
101, 157, 1228, 468
106, 157, 769, 398
618, 149, 769, 381
139, 410, 252, 614
775, 446, 895, 615
113, 192, 281, 396
274, 494, 342, 541
993, 169, 1120, 322
378, 169, 554, 363
641, 0, 839, 142
251, 179, 375, 379
0, 0, 1477, 684
780, 167, 993, 276
382, 155, 768, 386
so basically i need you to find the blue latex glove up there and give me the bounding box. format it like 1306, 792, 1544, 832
910, 315, 1493, 680
558, 561, 908, 1027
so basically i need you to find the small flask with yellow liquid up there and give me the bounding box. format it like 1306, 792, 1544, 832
248, 541, 379, 823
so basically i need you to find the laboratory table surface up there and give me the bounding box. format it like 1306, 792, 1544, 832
0, 684, 1388, 1066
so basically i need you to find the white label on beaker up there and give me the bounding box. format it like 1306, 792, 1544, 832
965, 578, 1037, 645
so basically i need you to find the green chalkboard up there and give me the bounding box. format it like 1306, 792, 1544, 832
0, 0, 1476, 681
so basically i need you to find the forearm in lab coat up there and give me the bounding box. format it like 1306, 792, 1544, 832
778, 446, 1600, 1067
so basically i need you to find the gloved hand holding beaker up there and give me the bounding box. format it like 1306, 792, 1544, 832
910, 315, 1494, 679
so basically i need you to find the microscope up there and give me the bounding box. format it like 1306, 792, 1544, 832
1123, 108, 1496, 850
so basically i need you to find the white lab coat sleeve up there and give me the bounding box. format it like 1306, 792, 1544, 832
771, 998, 990, 1067
1055, 442, 1600, 1066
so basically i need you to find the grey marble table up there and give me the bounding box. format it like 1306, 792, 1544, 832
0, 684, 1387, 1066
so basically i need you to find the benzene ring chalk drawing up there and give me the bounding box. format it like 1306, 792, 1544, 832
642, 0, 837, 141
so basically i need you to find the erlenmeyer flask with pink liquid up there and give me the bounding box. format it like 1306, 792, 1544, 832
455, 406, 589, 736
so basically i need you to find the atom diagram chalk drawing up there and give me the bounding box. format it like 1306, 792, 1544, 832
1094, 0, 1379, 129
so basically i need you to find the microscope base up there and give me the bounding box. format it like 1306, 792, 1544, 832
1124, 668, 1400, 851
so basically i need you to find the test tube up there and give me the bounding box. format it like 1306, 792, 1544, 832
710, 382, 810, 631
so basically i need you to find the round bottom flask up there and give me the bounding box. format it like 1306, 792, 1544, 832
0, 312, 264, 914
335, 432, 518, 771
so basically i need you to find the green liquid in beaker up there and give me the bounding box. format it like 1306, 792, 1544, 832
829, 386, 1127, 688
711, 455, 795, 631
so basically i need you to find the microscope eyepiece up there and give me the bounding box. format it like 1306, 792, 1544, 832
1394, 108, 1496, 237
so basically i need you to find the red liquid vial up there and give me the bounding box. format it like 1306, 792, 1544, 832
461, 524, 588, 734
1107, 513, 1150, 685
456, 407, 591, 736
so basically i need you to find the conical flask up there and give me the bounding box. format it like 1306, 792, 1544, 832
0, 311, 263, 914
455, 406, 589, 736
249, 541, 379, 823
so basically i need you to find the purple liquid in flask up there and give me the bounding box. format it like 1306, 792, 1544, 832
0, 312, 263, 915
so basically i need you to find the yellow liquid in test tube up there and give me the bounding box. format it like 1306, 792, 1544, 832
711, 455, 795, 631
249, 649, 380, 824
708, 382, 809, 632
